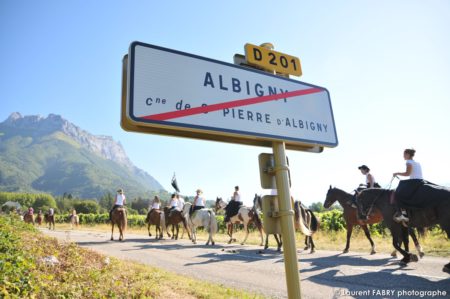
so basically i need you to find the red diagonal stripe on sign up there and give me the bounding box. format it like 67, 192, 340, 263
141, 87, 323, 121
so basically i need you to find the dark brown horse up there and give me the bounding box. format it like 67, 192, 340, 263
163, 207, 190, 240
23, 212, 34, 225
357, 188, 449, 270
111, 207, 127, 241
145, 209, 165, 239
36, 212, 43, 226
324, 186, 424, 257
44, 214, 55, 230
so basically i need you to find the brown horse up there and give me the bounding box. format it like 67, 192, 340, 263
163, 207, 190, 240
324, 186, 424, 257
23, 212, 34, 225
145, 209, 165, 239
36, 213, 43, 226
44, 214, 55, 230
111, 207, 127, 241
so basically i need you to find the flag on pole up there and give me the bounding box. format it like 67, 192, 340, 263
171, 173, 180, 193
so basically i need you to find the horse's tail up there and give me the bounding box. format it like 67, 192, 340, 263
294, 201, 313, 237
121, 210, 127, 231
208, 210, 217, 235
308, 209, 320, 233
160, 212, 166, 232
252, 207, 263, 230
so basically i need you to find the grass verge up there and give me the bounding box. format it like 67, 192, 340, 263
0, 215, 266, 299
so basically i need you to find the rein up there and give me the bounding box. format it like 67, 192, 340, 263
364, 177, 396, 217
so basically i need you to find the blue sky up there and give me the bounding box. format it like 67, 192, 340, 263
1, 1, 450, 206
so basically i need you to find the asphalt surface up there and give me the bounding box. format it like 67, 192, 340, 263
41, 228, 450, 299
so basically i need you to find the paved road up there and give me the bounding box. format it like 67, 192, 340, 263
41, 229, 449, 299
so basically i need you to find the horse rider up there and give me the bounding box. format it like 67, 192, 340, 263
348, 165, 380, 208
224, 186, 243, 223
27, 206, 34, 216
168, 193, 179, 217
48, 207, 54, 217
190, 189, 205, 215
110, 188, 126, 220
393, 148, 423, 223
149, 195, 161, 212
176, 193, 185, 210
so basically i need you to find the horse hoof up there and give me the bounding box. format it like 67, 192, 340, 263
304, 246, 309, 250
410, 254, 419, 262
342, 249, 349, 254
443, 264, 450, 274
391, 252, 397, 258
240, 242, 245, 246
110, 238, 114, 241
419, 252, 425, 258
399, 260, 408, 266
310, 249, 315, 254
228, 240, 232, 244
370, 250, 376, 255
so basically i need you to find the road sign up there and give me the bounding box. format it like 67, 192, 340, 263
245, 43, 302, 76
122, 42, 338, 151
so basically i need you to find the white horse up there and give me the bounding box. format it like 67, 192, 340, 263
215, 197, 264, 246
182, 202, 217, 245
70, 214, 79, 229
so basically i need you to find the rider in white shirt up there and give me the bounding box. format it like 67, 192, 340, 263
176, 194, 185, 210
110, 189, 126, 220
150, 196, 161, 211
190, 189, 205, 215
225, 186, 243, 222
393, 149, 424, 222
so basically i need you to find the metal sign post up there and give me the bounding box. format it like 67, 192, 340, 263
272, 141, 301, 299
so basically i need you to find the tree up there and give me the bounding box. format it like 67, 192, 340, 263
308, 202, 325, 213
131, 197, 150, 214
73, 200, 100, 214
98, 192, 114, 210
33, 194, 57, 212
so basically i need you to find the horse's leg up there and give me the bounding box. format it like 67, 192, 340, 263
343, 224, 353, 253
309, 236, 316, 254
392, 226, 417, 265
264, 234, 269, 250
147, 224, 152, 237
175, 224, 179, 240
227, 223, 233, 244
409, 228, 424, 258
304, 236, 310, 250
275, 234, 282, 252
257, 224, 264, 246
111, 223, 114, 240
362, 225, 376, 255
241, 223, 249, 245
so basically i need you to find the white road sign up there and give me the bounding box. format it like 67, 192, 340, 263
124, 42, 338, 150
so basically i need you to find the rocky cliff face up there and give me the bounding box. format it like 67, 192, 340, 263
0, 113, 164, 197
4, 112, 133, 169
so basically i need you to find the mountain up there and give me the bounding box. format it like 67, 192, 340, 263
0, 112, 164, 198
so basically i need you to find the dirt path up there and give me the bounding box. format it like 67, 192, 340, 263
42, 229, 450, 299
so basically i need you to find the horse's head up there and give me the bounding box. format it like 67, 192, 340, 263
253, 194, 262, 211
324, 185, 338, 208
323, 185, 352, 209
215, 197, 226, 212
